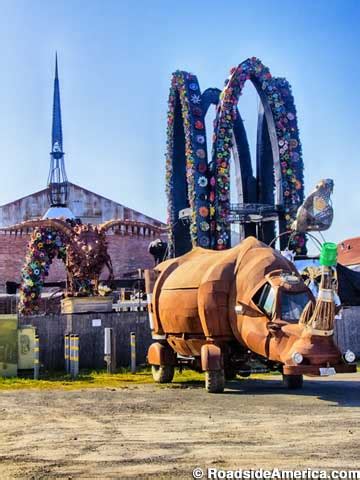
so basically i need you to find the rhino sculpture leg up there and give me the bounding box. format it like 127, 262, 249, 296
201, 344, 225, 393
148, 342, 177, 384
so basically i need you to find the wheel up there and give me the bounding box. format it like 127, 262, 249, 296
205, 369, 225, 393
151, 365, 175, 383
283, 374, 303, 390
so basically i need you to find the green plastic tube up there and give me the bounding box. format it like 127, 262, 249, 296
319, 242, 337, 266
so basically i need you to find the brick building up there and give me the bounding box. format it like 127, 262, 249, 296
0, 57, 165, 291
0, 183, 165, 290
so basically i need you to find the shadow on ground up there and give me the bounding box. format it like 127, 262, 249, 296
221, 376, 360, 407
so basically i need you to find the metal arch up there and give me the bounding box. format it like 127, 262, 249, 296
202, 87, 256, 240
201, 87, 254, 203
211, 58, 305, 253
253, 84, 282, 206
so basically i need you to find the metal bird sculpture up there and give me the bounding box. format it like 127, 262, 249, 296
291, 179, 334, 233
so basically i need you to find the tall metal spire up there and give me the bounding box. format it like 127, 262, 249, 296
51, 52, 63, 153
46, 53, 70, 210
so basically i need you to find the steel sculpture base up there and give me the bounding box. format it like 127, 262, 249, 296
61, 296, 113, 314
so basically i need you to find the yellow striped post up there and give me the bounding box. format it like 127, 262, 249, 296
69, 334, 74, 377
69, 334, 79, 379
73, 335, 79, 378
130, 331, 136, 373
33, 335, 39, 380
64, 334, 70, 373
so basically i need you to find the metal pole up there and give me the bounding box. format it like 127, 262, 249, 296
104, 328, 112, 374
144, 270, 156, 331
111, 328, 116, 373
33, 335, 39, 380
130, 331, 136, 373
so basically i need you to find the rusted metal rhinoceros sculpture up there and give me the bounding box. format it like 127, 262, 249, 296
147, 237, 356, 392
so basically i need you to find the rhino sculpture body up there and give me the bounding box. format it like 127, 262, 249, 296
148, 237, 356, 392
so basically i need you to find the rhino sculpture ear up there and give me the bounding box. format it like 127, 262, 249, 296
291, 178, 334, 233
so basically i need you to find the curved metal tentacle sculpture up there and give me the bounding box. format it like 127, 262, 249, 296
165, 71, 212, 256
165, 76, 254, 257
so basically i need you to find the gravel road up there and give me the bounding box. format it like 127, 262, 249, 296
0, 374, 359, 479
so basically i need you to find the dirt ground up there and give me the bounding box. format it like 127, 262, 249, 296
0, 374, 359, 479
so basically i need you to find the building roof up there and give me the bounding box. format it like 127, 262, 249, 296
338, 237, 360, 266
0, 182, 165, 228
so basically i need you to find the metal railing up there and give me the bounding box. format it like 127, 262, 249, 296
228, 203, 279, 223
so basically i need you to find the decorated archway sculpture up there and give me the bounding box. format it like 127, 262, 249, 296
166, 58, 305, 256
211, 57, 304, 252
2, 219, 164, 315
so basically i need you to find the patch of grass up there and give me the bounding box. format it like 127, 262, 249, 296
0, 363, 358, 391
0, 368, 154, 391
0, 367, 207, 391
173, 369, 204, 384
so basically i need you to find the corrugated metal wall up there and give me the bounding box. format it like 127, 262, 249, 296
19, 312, 152, 370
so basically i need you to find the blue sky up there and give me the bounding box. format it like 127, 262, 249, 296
0, 0, 359, 247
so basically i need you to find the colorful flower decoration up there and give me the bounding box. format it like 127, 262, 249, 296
19, 227, 67, 315
210, 57, 305, 253
165, 71, 211, 255
199, 206, 209, 217
200, 221, 210, 231
190, 94, 201, 104
198, 176, 208, 188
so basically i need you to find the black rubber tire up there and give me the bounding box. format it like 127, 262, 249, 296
283, 374, 303, 390
151, 365, 175, 383
205, 369, 225, 393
